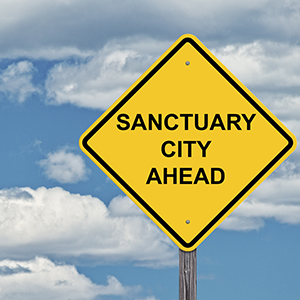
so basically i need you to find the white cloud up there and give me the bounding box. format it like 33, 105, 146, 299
212, 41, 300, 93
246, 175, 300, 205
0, 0, 297, 57
219, 174, 300, 231
0, 257, 139, 300
0, 177, 298, 262
45, 37, 169, 109
283, 119, 300, 141
262, 95, 300, 122
219, 216, 264, 231
42, 36, 300, 118
38, 149, 90, 183
0, 61, 39, 102
0, 47, 95, 61
0, 187, 177, 267
108, 194, 144, 217
208, 41, 300, 131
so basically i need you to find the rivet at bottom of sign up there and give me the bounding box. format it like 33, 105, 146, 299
185, 61, 190, 66
186, 220, 190, 224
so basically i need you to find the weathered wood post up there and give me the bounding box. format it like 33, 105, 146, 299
179, 248, 197, 300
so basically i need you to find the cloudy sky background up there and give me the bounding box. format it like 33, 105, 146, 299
0, 0, 300, 299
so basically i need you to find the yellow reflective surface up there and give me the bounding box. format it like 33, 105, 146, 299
80, 34, 296, 251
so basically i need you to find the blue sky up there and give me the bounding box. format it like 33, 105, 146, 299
0, 1, 299, 299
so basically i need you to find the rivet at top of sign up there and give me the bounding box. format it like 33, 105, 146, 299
185, 61, 190, 66
186, 220, 190, 224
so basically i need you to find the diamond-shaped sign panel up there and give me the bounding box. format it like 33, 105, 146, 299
80, 34, 296, 251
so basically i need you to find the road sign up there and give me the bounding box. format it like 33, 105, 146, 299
80, 34, 296, 251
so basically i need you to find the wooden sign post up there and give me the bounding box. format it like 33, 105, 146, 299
179, 249, 197, 300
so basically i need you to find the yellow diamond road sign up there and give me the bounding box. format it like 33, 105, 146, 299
80, 34, 296, 251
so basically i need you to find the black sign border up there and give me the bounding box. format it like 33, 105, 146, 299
82, 37, 295, 249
